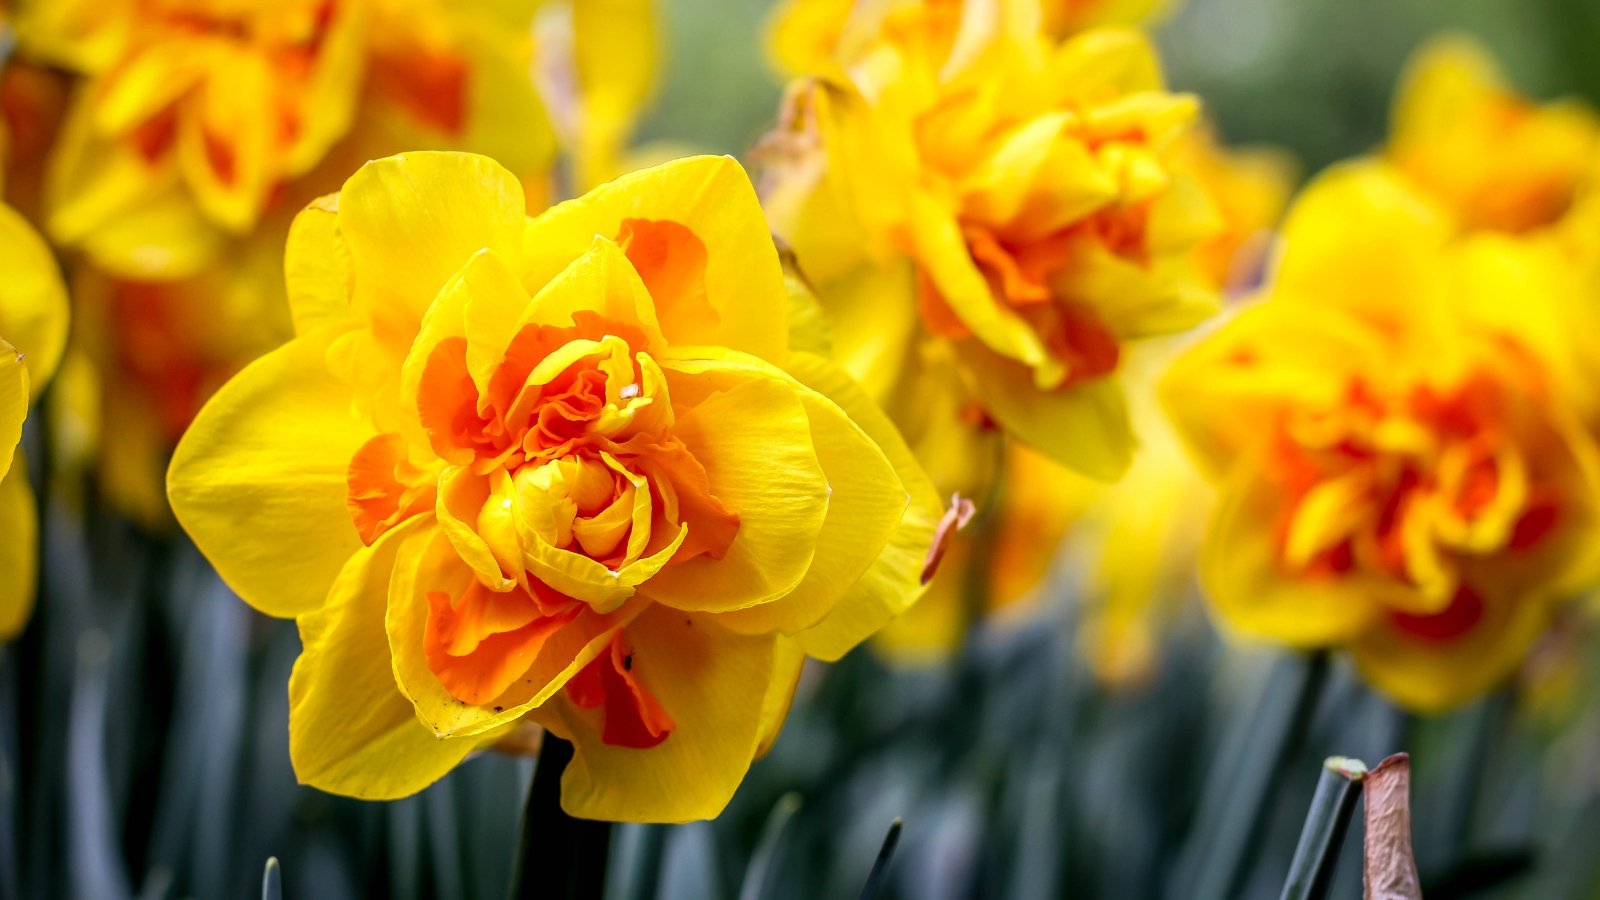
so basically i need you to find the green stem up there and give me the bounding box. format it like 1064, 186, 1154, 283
508, 736, 611, 900
1185, 650, 1330, 900
858, 819, 903, 900
1278, 757, 1367, 900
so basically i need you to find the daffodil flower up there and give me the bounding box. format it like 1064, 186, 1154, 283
761, 17, 1223, 481
18, 0, 554, 278
1165, 164, 1600, 711
168, 151, 941, 821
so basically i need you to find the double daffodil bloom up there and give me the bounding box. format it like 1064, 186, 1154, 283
17, 0, 553, 278
0, 195, 69, 638
1388, 36, 1600, 236
761, 19, 1221, 480
1165, 164, 1600, 711
168, 152, 941, 821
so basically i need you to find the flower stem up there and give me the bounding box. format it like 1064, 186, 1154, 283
508, 735, 611, 900
1278, 757, 1367, 900
1183, 649, 1329, 900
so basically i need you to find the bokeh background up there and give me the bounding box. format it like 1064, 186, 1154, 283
8, 0, 1600, 898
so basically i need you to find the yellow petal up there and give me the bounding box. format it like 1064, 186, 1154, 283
533, 606, 792, 823
524, 236, 665, 351
909, 191, 1052, 376
521, 156, 788, 362
289, 519, 497, 799
708, 351, 939, 658
1351, 589, 1552, 713
386, 529, 646, 738
639, 364, 830, 612
570, 0, 661, 188
284, 193, 354, 337
811, 262, 918, 403
781, 352, 943, 660
337, 152, 528, 347
446, 13, 558, 181
168, 329, 375, 618
957, 339, 1134, 481
0, 455, 38, 640
0, 203, 69, 393
0, 341, 27, 481
1198, 460, 1377, 647
756, 636, 805, 757
1271, 160, 1452, 322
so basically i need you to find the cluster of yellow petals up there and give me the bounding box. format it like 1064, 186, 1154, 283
761, 6, 1223, 481
1165, 164, 1600, 711
168, 151, 942, 821
15, 0, 553, 278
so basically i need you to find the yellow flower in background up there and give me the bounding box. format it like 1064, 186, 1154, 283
16, 0, 554, 278
1165, 163, 1600, 711
0, 197, 69, 638
167, 152, 941, 821
1388, 35, 1600, 236
761, 19, 1221, 481
534, 0, 663, 190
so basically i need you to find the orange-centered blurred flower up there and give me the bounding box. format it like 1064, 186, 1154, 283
167, 151, 941, 821
1165, 164, 1600, 711
17, 0, 553, 277
761, 18, 1221, 479
1387, 36, 1600, 236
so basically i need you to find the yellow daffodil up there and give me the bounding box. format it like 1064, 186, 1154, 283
16, 0, 554, 278
760, 18, 1222, 480
1388, 35, 1600, 236
1165, 163, 1600, 711
167, 151, 941, 821
0, 195, 69, 638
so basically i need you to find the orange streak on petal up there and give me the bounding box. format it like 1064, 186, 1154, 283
424, 582, 581, 705
346, 432, 435, 545
565, 634, 675, 749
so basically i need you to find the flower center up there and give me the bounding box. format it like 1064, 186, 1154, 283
1272, 370, 1559, 632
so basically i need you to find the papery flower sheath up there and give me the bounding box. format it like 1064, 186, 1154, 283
760, 15, 1222, 480
16, 0, 554, 278
167, 151, 941, 821
1164, 164, 1600, 711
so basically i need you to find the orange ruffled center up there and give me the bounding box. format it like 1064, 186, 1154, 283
348, 304, 739, 747
1270, 369, 1559, 642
